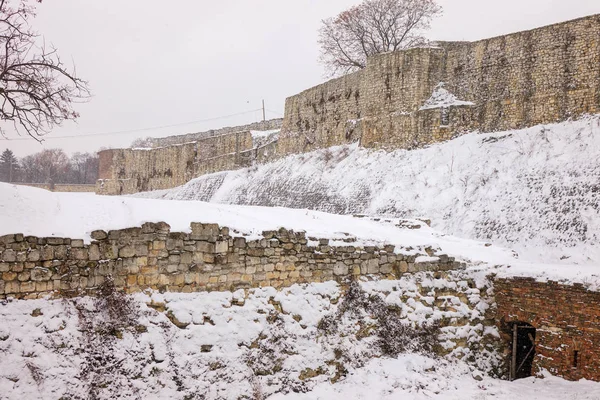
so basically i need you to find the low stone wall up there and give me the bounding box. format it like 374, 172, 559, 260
495, 277, 600, 381
11, 183, 97, 193
0, 222, 462, 300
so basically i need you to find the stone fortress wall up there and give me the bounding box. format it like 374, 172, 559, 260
280, 14, 600, 153
97, 15, 600, 195
97, 120, 282, 195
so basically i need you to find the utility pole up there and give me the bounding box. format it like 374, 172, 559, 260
262, 99, 266, 122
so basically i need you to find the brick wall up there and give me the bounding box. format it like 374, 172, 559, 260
0, 222, 462, 300
494, 277, 600, 381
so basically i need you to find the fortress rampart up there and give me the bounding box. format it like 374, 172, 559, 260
97, 15, 600, 195
279, 14, 600, 153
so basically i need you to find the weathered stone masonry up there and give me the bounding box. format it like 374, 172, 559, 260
0, 222, 462, 300
97, 120, 282, 195
280, 15, 600, 154
97, 15, 600, 195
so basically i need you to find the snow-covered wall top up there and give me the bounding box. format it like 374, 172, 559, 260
279, 14, 600, 153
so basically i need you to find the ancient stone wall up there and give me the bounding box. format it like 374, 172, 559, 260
280, 14, 600, 153
97, 130, 258, 195
97, 16, 600, 195
135, 119, 283, 148
97, 120, 283, 195
0, 222, 462, 300
494, 277, 600, 381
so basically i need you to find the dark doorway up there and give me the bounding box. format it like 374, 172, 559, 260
510, 322, 536, 380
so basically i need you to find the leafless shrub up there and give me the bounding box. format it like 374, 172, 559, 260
68, 276, 143, 400
318, 281, 440, 357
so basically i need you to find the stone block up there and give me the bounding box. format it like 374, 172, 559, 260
333, 262, 348, 276
91, 230, 108, 240
2, 249, 16, 262
119, 246, 136, 258
27, 249, 40, 262
215, 241, 229, 253
2, 272, 17, 281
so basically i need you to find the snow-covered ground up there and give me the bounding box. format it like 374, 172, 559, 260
1, 182, 599, 288
2, 279, 599, 400
2, 118, 600, 399
135, 117, 600, 267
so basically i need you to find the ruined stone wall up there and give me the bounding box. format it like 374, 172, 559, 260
97, 142, 198, 195
136, 119, 283, 148
97, 16, 600, 195
280, 15, 600, 153
97, 131, 255, 195
0, 222, 462, 300
494, 277, 600, 381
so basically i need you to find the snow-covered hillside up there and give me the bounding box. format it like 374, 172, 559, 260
3, 278, 600, 400
1, 183, 599, 288
135, 117, 600, 265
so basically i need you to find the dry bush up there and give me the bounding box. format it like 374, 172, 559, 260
318, 281, 440, 357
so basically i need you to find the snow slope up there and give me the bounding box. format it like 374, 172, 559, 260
2, 279, 599, 400
0, 182, 513, 264
135, 117, 600, 266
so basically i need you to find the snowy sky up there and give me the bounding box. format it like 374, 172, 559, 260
1, 0, 599, 157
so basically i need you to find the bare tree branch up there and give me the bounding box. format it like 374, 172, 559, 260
318, 0, 442, 77
0, 0, 90, 141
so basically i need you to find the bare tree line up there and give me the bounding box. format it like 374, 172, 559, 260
0, 147, 98, 184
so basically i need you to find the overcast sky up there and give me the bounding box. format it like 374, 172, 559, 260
2, 0, 599, 157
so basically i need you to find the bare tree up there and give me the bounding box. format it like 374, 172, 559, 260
318, 0, 442, 76
0, 0, 90, 141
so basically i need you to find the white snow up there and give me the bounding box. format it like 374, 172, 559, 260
1, 279, 598, 400
251, 129, 280, 140
0, 182, 515, 263
136, 117, 600, 269
419, 83, 475, 110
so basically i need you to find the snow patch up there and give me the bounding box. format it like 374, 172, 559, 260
419, 83, 475, 110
